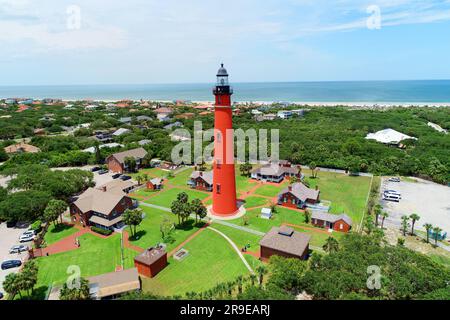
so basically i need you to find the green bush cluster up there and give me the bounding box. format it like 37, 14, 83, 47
90, 226, 113, 236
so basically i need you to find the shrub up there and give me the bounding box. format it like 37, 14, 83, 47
30, 220, 42, 232
90, 226, 112, 236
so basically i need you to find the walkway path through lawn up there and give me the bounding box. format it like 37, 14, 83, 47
208, 226, 255, 274
167, 222, 210, 257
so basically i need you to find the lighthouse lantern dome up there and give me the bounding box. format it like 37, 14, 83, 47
216, 63, 229, 86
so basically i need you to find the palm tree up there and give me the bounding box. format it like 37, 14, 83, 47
322, 237, 339, 253
432, 227, 442, 246
236, 275, 244, 294
409, 213, 420, 235
423, 223, 433, 243
309, 161, 317, 178
380, 211, 389, 229
248, 274, 257, 286
256, 266, 267, 286
401, 215, 410, 236
2, 273, 20, 299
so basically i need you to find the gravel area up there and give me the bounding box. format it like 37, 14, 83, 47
381, 177, 450, 234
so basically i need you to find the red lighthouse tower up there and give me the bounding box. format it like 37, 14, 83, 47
212, 64, 238, 216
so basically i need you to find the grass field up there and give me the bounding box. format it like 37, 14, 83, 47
127, 206, 203, 252
144, 187, 209, 208
43, 224, 78, 246
166, 168, 194, 187
236, 174, 257, 194
141, 228, 250, 296
304, 171, 371, 224
35, 233, 137, 298
243, 196, 269, 209
253, 182, 289, 197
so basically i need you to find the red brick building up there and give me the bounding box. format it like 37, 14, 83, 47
70, 187, 134, 230
277, 183, 320, 209
311, 212, 353, 232
188, 171, 213, 192
106, 147, 148, 174
134, 246, 167, 278
146, 178, 163, 190
259, 226, 311, 262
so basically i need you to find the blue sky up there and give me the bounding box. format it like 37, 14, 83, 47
1, 0, 450, 85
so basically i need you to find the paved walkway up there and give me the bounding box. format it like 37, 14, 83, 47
140, 202, 172, 212
208, 226, 255, 274
122, 230, 145, 253
212, 220, 265, 236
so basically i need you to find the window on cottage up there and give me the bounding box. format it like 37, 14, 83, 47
340, 224, 343, 230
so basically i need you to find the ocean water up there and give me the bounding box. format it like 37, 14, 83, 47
0, 80, 450, 103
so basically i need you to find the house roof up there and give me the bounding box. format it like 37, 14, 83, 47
155, 107, 173, 114
89, 215, 123, 227
138, 139, 151, 146
112, 128, 130, 136
87, 268, 140, 299
311, 211, 353, 226
72, 187, 128, 216
4, 142, 41, 154
252, 163, 299, 177
134, 247, 166, 265
149, 178, 163, 186
279, 183, 319, 202
365, 128, 417, 144
97, 179, 136, 193
260, 226, 311, 257
190, 170, 213, 185
108, 147, 148, 164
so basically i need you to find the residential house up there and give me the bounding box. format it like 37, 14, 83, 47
164, 121, 183, 130
175, 113, 194, 120
188, 171, 213, 191
138, 139, 152, 146
106, 147, 148, 174
147, 178, 163, 191
119, 117, 132, 124
4, 142, 41, 154
69, 187, 134, 230
251, 162, 301, 183
112, 128, 131, 136
311, 212, 353, 232
259, 226, 311, 262
365, 128, 418, 147
83, 143, 123, 153
97, 179, 137, 194
277, 183, 320, 209
277, 110, 293, 119
136, 115, 152, 122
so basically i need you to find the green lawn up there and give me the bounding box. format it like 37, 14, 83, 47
253, 182, 289, 197
141, 228, 250, 296
236, 174, 257, 194
127, 206, 204, 252
230, 206, 307, 233
35, 233, 137, 298
243, 196, 269, 209
144, 187, 209, 208
304, 171, 371, 224
166, 168, 194, 187
210, 223, 262, 250
134, 188, 160, 197
44, 224, 78, 246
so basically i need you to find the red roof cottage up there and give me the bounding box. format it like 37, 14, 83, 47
147, 178, 163, 190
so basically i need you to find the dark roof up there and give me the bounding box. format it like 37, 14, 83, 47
190, 170, 213, 185
217, 63, 228, 76
134, 247, 166, 265
279, 182, 319, 202
251, 163, 300, 177
108, 147, 148, 164
260, 227, 311, 257
311, 212, 353, 226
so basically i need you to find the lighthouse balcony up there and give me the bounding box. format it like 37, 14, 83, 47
213, 85, 233, 95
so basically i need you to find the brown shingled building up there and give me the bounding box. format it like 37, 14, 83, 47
259, 226, 311, 262
134, 246, 168, 278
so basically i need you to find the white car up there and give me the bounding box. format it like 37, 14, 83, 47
19, 234, 36, 243
22, 230, 36, 236
9, 245, 29, 254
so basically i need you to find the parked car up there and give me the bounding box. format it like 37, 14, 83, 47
388, 177, 401, 182
120, 175, 132, 181
6, 220, 17, 228
98, 169, 109, 175
22, 230, 36, 236
383, 194, 400, 202
9, 245, 29, 254
91, 166, 101, 172
384, 190, 401, 197
19, 234, 36, 242
1, 260, 22, 270
112, 173, 122, 179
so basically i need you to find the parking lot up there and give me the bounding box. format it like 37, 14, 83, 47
381, 177, 450, 234
0, 223, 30, 294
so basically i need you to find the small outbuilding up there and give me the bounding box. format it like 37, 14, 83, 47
147, 177, 163, 190
311, 212, 353, 232
134, 246, 168, 278
259, 226, 311, 262
260, 208, 272, 220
